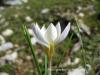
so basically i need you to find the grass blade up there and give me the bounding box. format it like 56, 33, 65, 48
74, 16, 86, 74
22, 25, 42, 75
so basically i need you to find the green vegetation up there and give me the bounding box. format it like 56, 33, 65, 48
0, 0, 100, 75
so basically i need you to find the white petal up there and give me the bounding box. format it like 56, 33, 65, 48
56, 22, 61, 37
32, 25, 48, 47
41, 25, 46, 37
40, 26, 48, 44
58, 22, 70, 43
36, 38, 48, 47
35, 23, 40, 30
45, 23, 57, 43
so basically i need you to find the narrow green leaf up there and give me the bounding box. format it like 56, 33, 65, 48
75, 17, 86, 74
22, 25, 42, 75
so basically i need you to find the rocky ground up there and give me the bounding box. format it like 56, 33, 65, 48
0, 0, 100, 75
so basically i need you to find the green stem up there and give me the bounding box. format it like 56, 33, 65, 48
45, 54, 48, 75
48, 60, 52, 75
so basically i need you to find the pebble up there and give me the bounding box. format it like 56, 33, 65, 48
4, 22, 9, 27
2, 29, 14, 37
0, 35, 5, 44
25, 16, 32, 22
22, 0, 28, 3
26, 6, 31, 10
79, 20, 91, 35
28, 28, 34, 36
26, 55, 31, 60
0, 18, 5, 24
0, 7, 5, 10
4, 0, 22, 5
78, 12, 84, 18
72, 42, 81, 52
13, 14, 19, 18
3, 52, 18, 62
60, 58, 80, 67
38, 58, 43, 63
0, 72, 9, 75
0, 42, 14, 51
77, 6, 82, 11
68, 66, 85, 75
71, 58, 80, 65
0, 14, 2, 18
41, 8, 49, 14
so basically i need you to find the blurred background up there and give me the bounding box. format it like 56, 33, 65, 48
0, 0, 100, 75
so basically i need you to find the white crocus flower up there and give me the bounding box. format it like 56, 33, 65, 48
32, 22, 70, 60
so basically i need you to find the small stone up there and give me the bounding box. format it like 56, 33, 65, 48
78, 12, 84, 17
25, 16, 32, 22
2, 29, 13, 37
4, 52, 18, 62
14, 14, 19, 18
0, 14, 2, 18
26, 6, 31, 10
86, 64, 92, 71
15, 59, 23, 65
0, 35, 5, 44
28, 29, 34, 36
41, 8, 49, 14
0, 18, 5, 24
59, 58, 71, 67
38, 58, 43, 63
14, 44, 19, 48
0, 7, 5, 10
60, 58, 80, 67
4, 22, 9, 27
0, 72, 9, 75
68, 67, 85, 75
71, 58, 80, 65
77, 6, 82, 11
4, 0, 22, 5
72, 42, 81, 52
0, 42, 14, 51
22, 0, 28, 3
79, 20, 91, 35
26, 55, 31, 60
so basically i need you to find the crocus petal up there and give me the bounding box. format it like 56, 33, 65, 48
55, 22, 61, 43
40, 26, 48, 43
35, 23, 40, 30
41, 25, 46, 37
56, 22, 61, 37
32, 25, 48, 47
32, 23, 41, 37
57, 22, 70, 43
36, 38, 48, 47
45, 23, 57, 43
